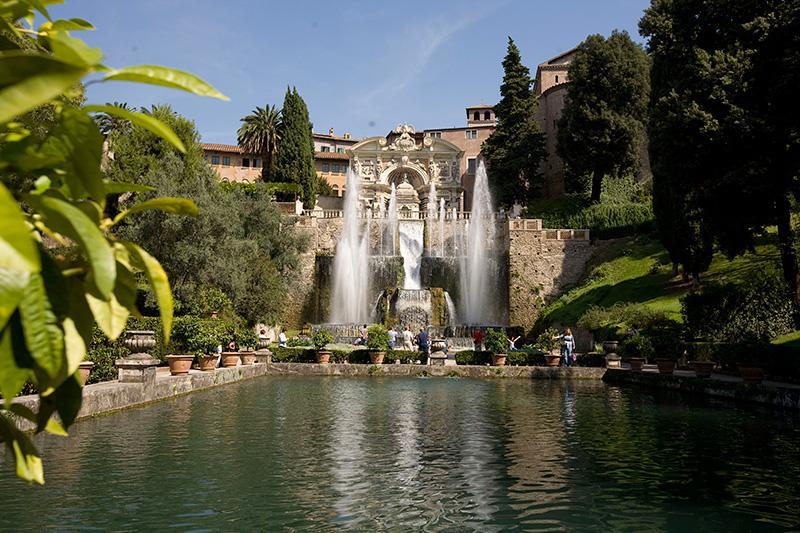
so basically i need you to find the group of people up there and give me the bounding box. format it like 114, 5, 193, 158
471, 327, 577, 366
354, 324, 433, 354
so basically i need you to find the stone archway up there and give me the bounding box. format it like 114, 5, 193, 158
385, 165, 427, 190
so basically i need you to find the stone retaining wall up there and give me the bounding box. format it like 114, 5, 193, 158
604, 368, 800, 409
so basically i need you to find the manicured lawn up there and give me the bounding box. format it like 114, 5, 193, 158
543, 233, 782, 325
773, 330, 800, 350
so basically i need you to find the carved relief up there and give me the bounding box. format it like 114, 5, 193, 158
383, 123, 419, 151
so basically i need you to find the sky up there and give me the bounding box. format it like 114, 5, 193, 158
52, 0, 651, 144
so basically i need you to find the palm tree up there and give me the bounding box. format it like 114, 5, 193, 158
94, 101, 132, 137
237, 105, 281, 181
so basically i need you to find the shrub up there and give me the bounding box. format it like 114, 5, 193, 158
535, 328, 560, 352
236, 325, 260, 350
313, 330, 334, 351
484, 329, 508, 355
620, 332, 654, 359
86, 326, 127, 384
565, 202, 654, 239
682, 272, 795, 344
366, 324, 389, 351
287, 336, 312, 347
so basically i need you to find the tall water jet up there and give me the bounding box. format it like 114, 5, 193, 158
388, 184, 398, 255
426, 183, 437, 256
460, 160, 496, 324
438, 198, 446, 258
378, 200, 386, 255
330, 168, 370, 323
399, 221, 423, 289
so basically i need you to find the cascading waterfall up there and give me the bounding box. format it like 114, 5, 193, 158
438, 198, 446, 257
398, 221, 424, 290
330, 168, 370, 323
426, 183, 437, 257
388, 184, 398, 256
460, 160, 496, 324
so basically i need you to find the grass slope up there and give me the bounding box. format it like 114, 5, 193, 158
543, 233, 782, 325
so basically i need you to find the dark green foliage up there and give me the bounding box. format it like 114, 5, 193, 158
171, 316, 230, 355
483, 37, 546, 206
107, 107, 309, 325
86, 326, 126, 384
535, 328, 560, 352
557, 31, 650, 202
237, 104, 280, 181
274, 87, 317, 208
566, 203, 654, 239
366, 324, 389, 351
312, 330, 333, 350
620, 332, 654, 359
484, 328, 508, 355
682, 272, 795, 344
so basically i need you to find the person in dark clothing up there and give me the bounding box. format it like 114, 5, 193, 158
416, 328, 429, 355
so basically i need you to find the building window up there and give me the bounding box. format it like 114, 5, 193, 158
473, 111, 480, 120
222, 156, 230, 166
242, 158, 250, 167
254, 158, 261, 167
333, 163, 340, 173
342, 164, 348, 174
429, 131, 442, 139
321, 146, 331, 152
466, 130, 478, 140
211, 155, 220, 165
484, 111, 491, 120
322, 162, 329, 172
467, 158, 476, 175
332, 185, 339, 196
336, 147, 345, 153
555, 75, 559, 83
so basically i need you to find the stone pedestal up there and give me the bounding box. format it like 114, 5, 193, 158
255, 348, 273, 364
115, 356, 160, 384
428, 339, 456, 366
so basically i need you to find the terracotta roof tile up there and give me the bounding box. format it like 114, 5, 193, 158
315, 151, 350, 160
201, 143, 245, 153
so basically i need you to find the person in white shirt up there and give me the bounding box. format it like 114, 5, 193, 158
401, 325, 414, 351
278, 330, 287, 347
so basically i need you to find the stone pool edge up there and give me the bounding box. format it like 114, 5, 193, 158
10, 363, 604, 431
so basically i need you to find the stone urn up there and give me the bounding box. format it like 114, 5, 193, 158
369, 351, 385, 365
198, 355, 217, 371
544, 349, 561, 367
491, 353, 507, 366
316, 350, 331, 364
655, 358, 676, 374
117, 330, 160, 383
429, 339, 453, 366
691, 361, 714, 378
739, 365, 764, 384
220, 352, 240, 368
78, 361, 94, 385
603, 340, 621, 368
258, 337, 271, 350
628, 357, 645, 372
166, 355, 193, 375
603, 341, 619, 355
239, 351, 257, 365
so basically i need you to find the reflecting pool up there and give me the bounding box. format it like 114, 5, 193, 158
1, 377, 799, 530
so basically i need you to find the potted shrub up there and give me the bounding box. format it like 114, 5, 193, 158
237, 326, 259, 365
366, 324, 389, 364
313, 330, 334, 364
687, 342, 715, 378
621, 332, 653, 372
485, 328, 508, 366
536, 328, 561, 367
192, 322, 221, 371
654, 354, 677, 374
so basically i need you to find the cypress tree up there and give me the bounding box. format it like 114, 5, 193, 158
483, 37, 546, 208
274, 87, 317, 208
557, 31, 650, 202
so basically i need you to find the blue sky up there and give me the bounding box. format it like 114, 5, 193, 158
53, 0, 650, 143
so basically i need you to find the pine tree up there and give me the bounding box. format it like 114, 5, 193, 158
557, 31, 650, 202
482, 37, 546, 208
274, 87, 317, 208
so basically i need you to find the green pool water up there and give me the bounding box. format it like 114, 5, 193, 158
1, 377, 799, 530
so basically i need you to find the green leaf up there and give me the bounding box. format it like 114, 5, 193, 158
0, 268, 29, 332
62, 317, 85, 378
86, 290, 129, 341
18, 272, 64, 380
0, 412, 44, 484
0, 325, 30, 407
46, 31, 102, 67
42, 416, 68, 436
123, 241, 173, 345
85, 104, 186, 153
41, 18, 94, 32
0, 182, 40, 273
50, 373, 82, 427
102, 181, 155, 195
27, 195, 116, 299
101, 65, 228, 100
0, 51, 87, 124
112, 197, 198, 226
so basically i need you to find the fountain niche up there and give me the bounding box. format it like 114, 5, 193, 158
321, 161, 507, 347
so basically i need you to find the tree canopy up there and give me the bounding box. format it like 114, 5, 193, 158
237, 104, 281, 181
483, 37, 546, 208
557, 31, 650, 202
274, 87, 317, 208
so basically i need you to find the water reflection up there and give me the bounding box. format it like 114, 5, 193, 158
1, 377, 799, 531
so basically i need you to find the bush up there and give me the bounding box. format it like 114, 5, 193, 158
535, 328, 560, 352
484, 328, 508, 354
620, 332, 654, 359
366, 324, 389, 351
287, 336, 312, 347
566, 202, 653, 239
682, 272, 795, 344
86, 326, 127, 384
313, 330, 333, 350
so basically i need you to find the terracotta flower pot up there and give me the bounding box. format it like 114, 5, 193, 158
198, 355, 217, 371
78, 361, 94, 385
691, 361, 714, 378
544, 354, 561, 367
166, 355, 194, 375
739, 366, 764, 384
492, 353, 507, 366
655, 358, 675, 375
239, 351, 256, 365
369, 351, 385, 365
316, 350, 331, 364
220, 352, 240, 368
629, 357, 645, 372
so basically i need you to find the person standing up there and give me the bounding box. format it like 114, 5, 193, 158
388, 326, 398, 350
558, 328, 576, 366
416, 327, 429, 361
402, 325, 414, 351
278, 330, 287, 348
473, 329, 484, 351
